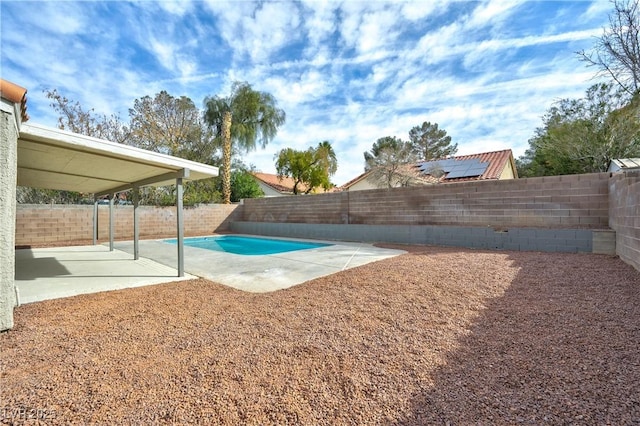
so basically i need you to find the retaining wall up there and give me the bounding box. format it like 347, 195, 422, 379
609, 171, 640, 271
15, 204, 241, 246
231, 222, 600, 253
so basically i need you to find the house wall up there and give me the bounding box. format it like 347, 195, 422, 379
347, 178, 378, 191
242, 173, 610, 228
609, 171, 640, 271
15, 204, 241, 245
1, 99, 19, 331
499, 162, 516, 179
257, 182, 286, 197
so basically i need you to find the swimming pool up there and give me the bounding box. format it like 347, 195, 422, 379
165, 235, 332, 255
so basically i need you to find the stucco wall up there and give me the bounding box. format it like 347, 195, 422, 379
1, 101, 19, 330
16, 203, 242, 245
609, 171, 640, 271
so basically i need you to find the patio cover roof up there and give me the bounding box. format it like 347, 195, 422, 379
17, 122, 218, 195
16, 122, 219, 277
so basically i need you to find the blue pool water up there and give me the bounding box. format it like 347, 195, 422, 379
165, 235, 331, 255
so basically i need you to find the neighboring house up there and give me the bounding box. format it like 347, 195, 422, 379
341, 149, 518, 191
608, 158, 640, 172
250, 172, 310, 197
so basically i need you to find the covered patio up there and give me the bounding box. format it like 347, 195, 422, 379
17, 122, 219, 277
2, 78, 219, 329
14, 245, 196, 304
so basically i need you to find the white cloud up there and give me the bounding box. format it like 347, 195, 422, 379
27, 2, 86, 35
400, 0, 449, 21
157, 0, 193, 16
300, 0, 338, 55
147, 37, 198, 78
264, 70, 334, 107
577, 1, 612, 23
466, 0, 524, 29
203, 1, 301, 63
0, 0, 613, 187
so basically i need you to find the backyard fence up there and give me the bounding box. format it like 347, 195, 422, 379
239, 172, 610, 228
609, 170, 640, 271
15, 203, 240, 246
14, 171, 640, 271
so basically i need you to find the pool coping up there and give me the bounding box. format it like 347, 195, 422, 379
163, 234, 333, 256
113, 234, 407, 293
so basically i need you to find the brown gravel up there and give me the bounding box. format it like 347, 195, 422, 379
1, 246, 639, 425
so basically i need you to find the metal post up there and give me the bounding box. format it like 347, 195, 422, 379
133, 187, 139, 260
93, 197, 98, 245
176, 178, 184, 277
109, 193, 115, 252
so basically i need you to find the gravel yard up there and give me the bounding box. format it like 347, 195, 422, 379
1, 245, 639, 425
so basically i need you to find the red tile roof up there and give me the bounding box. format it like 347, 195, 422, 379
251, 172, 310, 194
0, 79, 29, 122
439, 149, 517, 181
340, 149, 517, 189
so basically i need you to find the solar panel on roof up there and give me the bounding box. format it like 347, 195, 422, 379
418, 158, 490, 179
444, 170, 464, 179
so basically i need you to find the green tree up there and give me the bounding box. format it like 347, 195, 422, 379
204, 82, 286, 204
518, 83, 640, 176
578, 0, 640, 95
275, 142, 338, 194
408, 121, 457, 160
364, 136, 420, 188
230, 171, 264, 202
15, 188, 93, 204
315, 140, 338, 178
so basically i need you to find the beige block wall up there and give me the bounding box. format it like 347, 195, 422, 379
243, 173, 611, 229
16, 204, 242, 246
13, 171, 640, 273
609, 171, 640, 271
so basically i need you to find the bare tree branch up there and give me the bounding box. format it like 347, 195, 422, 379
578, 0, 640, 95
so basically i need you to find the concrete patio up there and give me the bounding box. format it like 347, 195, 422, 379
112, 236, 405, 292
15, 245, 194, 304
14, 237, 406, 303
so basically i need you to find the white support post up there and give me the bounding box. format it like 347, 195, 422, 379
109, 193, 115, 251
176, 178, 184, 277
133, 187, 139, 260
93, 197, 98, 245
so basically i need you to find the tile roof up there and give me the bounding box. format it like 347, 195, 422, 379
0, 79, 29, 122
434, 149, 517, 181
251, 172, 310, 194
340, 149, 517, 189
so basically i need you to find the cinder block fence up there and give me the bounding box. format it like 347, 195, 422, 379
609, 171, 640, 271
14, 171, 640, 271
233, 173, 616, 254
15, 204, 241, 245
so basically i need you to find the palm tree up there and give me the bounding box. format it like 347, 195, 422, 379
204, 82, 286, 204
315, 140, 338, 181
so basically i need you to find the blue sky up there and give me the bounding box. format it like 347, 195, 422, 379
1, 0, 611, 186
